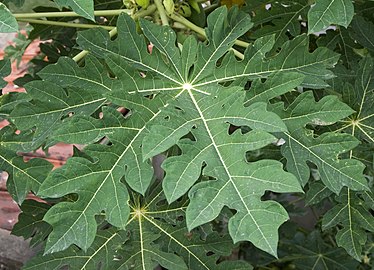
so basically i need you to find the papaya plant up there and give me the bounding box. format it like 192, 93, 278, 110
0, 0, 373, 269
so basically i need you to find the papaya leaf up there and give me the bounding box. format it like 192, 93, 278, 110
268, 92, 368, 193
24, 185, 253, 269
281, 231, 360, 269
350, 16, 374, 54
4, 4, 348, 260
336, 57, 374, 144
12, 200, 52, 248
54, 0, 94, 21
0, 59, 11, 88
23, 228, 130, 270
0, 126, 53, 204
321, 57, 374, 261
0, 3, 18, 33
244, 0, 309, 49
308, 0, 354, 34
322, 188, 374, 261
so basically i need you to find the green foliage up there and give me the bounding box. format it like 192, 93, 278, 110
308, 0, 354, 34
0, 2, 18, 32
0, 0, 373, 269
54, 0, 94, 20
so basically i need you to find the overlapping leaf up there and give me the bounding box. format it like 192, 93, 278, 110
37, 98, 164, 253
0, 3, 18, 33
267, 92, 368, 193
24, 185, 252, 270
12, 200, 52, 247
317, 28, 360, 67
3, 4, 352, 260
336, 57, 374, 144
32, 6, 303, 256
350, 16, 374, 54
322, 188, 374, 261
280, 231, 359, 269
244, 0, 309, 49
209, 34, 340, 89
308, 0, 354, 34
0, 59, 11, 88
318, 57, 374, 261
24, 228, 130, 270
0, 127, 53, 203
9, 83, 106, 150
54, 0, 94, 20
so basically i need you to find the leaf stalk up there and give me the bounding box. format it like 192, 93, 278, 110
13, 9, 132, 19
16, 18, 115, 30
154, 0, 169, 26
169, 12, 250, 49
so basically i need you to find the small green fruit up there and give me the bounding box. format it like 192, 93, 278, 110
135, 0, 150, 8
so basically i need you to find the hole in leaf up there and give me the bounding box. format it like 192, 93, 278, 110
228, 124, 240, 135
206, 251, 214, 256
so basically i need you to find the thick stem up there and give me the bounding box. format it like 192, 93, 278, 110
13, 9, 131, 19
170, 13, 250, 49
154, 0, 169, 26
17, 18, 115, 30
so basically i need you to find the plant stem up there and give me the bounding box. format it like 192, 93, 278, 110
169, 13, 246, 59
13, 9, 131, 19
154, 0, 169, 26
134, 4, 157, 19
17, 18, 115, 30
169, 13, 250, 49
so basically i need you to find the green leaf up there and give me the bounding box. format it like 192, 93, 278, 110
23, 228, 130, 270
0, 127, 53, 204
323, 57, 374, 261
10, 73, 108, 150
280, 231, 360, 269
54, 0, 94, 21
38, 56, 115, 95
308, 0, 354, 34
32, 6, 298, 256
12, 200, 52, 247
350, 16, 374, 53
244, 0, 309, 49
245, 72, 305, 105
0, 59, 11, 88
0, 3, 18, 33
269, 92, 369, 193
337, 57, 374, 144
37, 97, 164, 253
5, 5, 343, 259
123, 186, 253, 270
322, 188, 374, 261
25, 185, 252, 269
211, 34, 340, 89
2, 0, 25, 7
317, 28, 360, 66
305, 182, 332, 205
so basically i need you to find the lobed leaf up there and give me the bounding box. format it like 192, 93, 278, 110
54, 0, 94, 21
0, 3, 18, 33
308, 0, 354, 34
268, 92, 368, 193
322, 188, 374, 261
